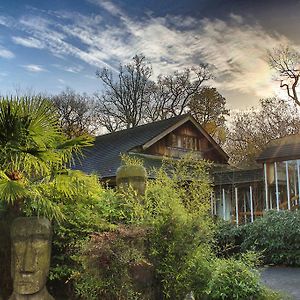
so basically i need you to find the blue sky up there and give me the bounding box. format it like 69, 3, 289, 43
0, 0, 299, 109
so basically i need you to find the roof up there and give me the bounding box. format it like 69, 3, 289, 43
256, 134, 300, 162
74, 114, 228, 178
213, 166, 263, 185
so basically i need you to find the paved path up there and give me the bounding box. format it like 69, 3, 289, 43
261, 267, 300, 300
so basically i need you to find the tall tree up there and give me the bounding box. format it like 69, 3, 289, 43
52, 88, 98, 138
146, 65, 212, 122
268, 45, 300, 106
95, 55, 154, 131
188, 87, 229, 143
225, 97, 300, 166
95, 55, 213, 131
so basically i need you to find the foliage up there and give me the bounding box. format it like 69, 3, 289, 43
207, 257, 262, 300
0, 96, 94, 221
215, 210, 300, 266
120, 153, 144, 166
49, 178, 115, 299
142, 156, 215, 299
55, 156, 275, 300
75, 226, 148, 300
188, 87, 229, 144
241, 210, 300, 266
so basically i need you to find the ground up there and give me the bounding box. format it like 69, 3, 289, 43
261, 267, 300, 300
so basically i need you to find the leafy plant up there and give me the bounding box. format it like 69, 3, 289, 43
215, 210, 300, 266
0, 96, 94, 221
207, 257, 262, 300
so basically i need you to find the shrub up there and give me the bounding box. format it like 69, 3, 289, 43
241, 210, 300, 266
207, 257, 262, 300
215, 210, 300, 266
75, 226, 148, 300
48, 177, 117, 299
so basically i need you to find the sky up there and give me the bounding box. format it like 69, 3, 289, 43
0, 0, 300, 109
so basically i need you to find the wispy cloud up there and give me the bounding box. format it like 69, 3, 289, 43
0, 47, 14, 58
53, 64, 83, 73
58, 78, 66, 84
12, 36, 44, 49
2, 2, 297, 99
22, 64, 46, 72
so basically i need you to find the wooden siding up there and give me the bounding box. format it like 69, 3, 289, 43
144, 121, 226, 163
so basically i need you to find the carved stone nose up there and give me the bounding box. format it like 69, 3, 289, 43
21, 241, 36, 273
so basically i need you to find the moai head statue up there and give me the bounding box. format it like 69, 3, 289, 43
116, 165, 147, 196
9, 217, 54, 300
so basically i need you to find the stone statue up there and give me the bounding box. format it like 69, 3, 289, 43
9, 217, 54, 300
116, 165, 147, 196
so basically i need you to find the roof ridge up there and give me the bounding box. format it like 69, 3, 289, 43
95, 114, 190, 139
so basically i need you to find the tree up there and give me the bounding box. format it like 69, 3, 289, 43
146, 65, 213, 122
52, 88, 99, 138
0, 96, 94, 220
188, 87, 229, 143
95, 55, 154, 131
225, 97, 300, 166
95, 55, 213, 131
268, 45, 300, 106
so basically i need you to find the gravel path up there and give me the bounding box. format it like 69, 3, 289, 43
261, 267, 300, 300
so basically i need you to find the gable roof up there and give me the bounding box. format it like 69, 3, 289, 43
256, 134, 300, 163
74, 114, 228, 178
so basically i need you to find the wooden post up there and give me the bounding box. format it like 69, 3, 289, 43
250, 186, 254, 223
222, 188, 226, 220
286, 161, 291, 210
264, 163, 269, 211
274, 162, 279, 211
235, 187, 238, 226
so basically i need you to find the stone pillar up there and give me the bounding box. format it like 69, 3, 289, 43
116, 165, 147, 196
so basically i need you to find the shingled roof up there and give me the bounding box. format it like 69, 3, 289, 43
74, 114, 228, 178
256, 134, 300, 163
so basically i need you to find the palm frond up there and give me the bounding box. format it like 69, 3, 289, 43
0, 178, 27, 204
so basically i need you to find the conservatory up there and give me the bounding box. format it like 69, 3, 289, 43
257, 135, 300, 212
212, 134, 300, 224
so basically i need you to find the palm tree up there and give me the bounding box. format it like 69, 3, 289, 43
0, 96, 94, 221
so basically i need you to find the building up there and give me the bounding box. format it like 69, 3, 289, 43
75, 114, 228, 185
74, 114, 300, 224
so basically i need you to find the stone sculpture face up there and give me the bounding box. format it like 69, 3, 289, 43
10, 217, 52, 296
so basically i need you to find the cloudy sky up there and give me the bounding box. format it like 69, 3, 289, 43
0, 0, 299, 109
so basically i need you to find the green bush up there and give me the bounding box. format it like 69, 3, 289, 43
215, 210, 300, 266
207, 257, 262, 300
75, 226, 147, 300
48, 176, 117, 299
49, 156, 275, 300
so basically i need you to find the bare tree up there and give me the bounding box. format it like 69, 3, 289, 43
225, 97, 300, 166
146, 65, 213, 121
268, 45, 300, 106
95, 55, 154, 131
52, 88, 99, 138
